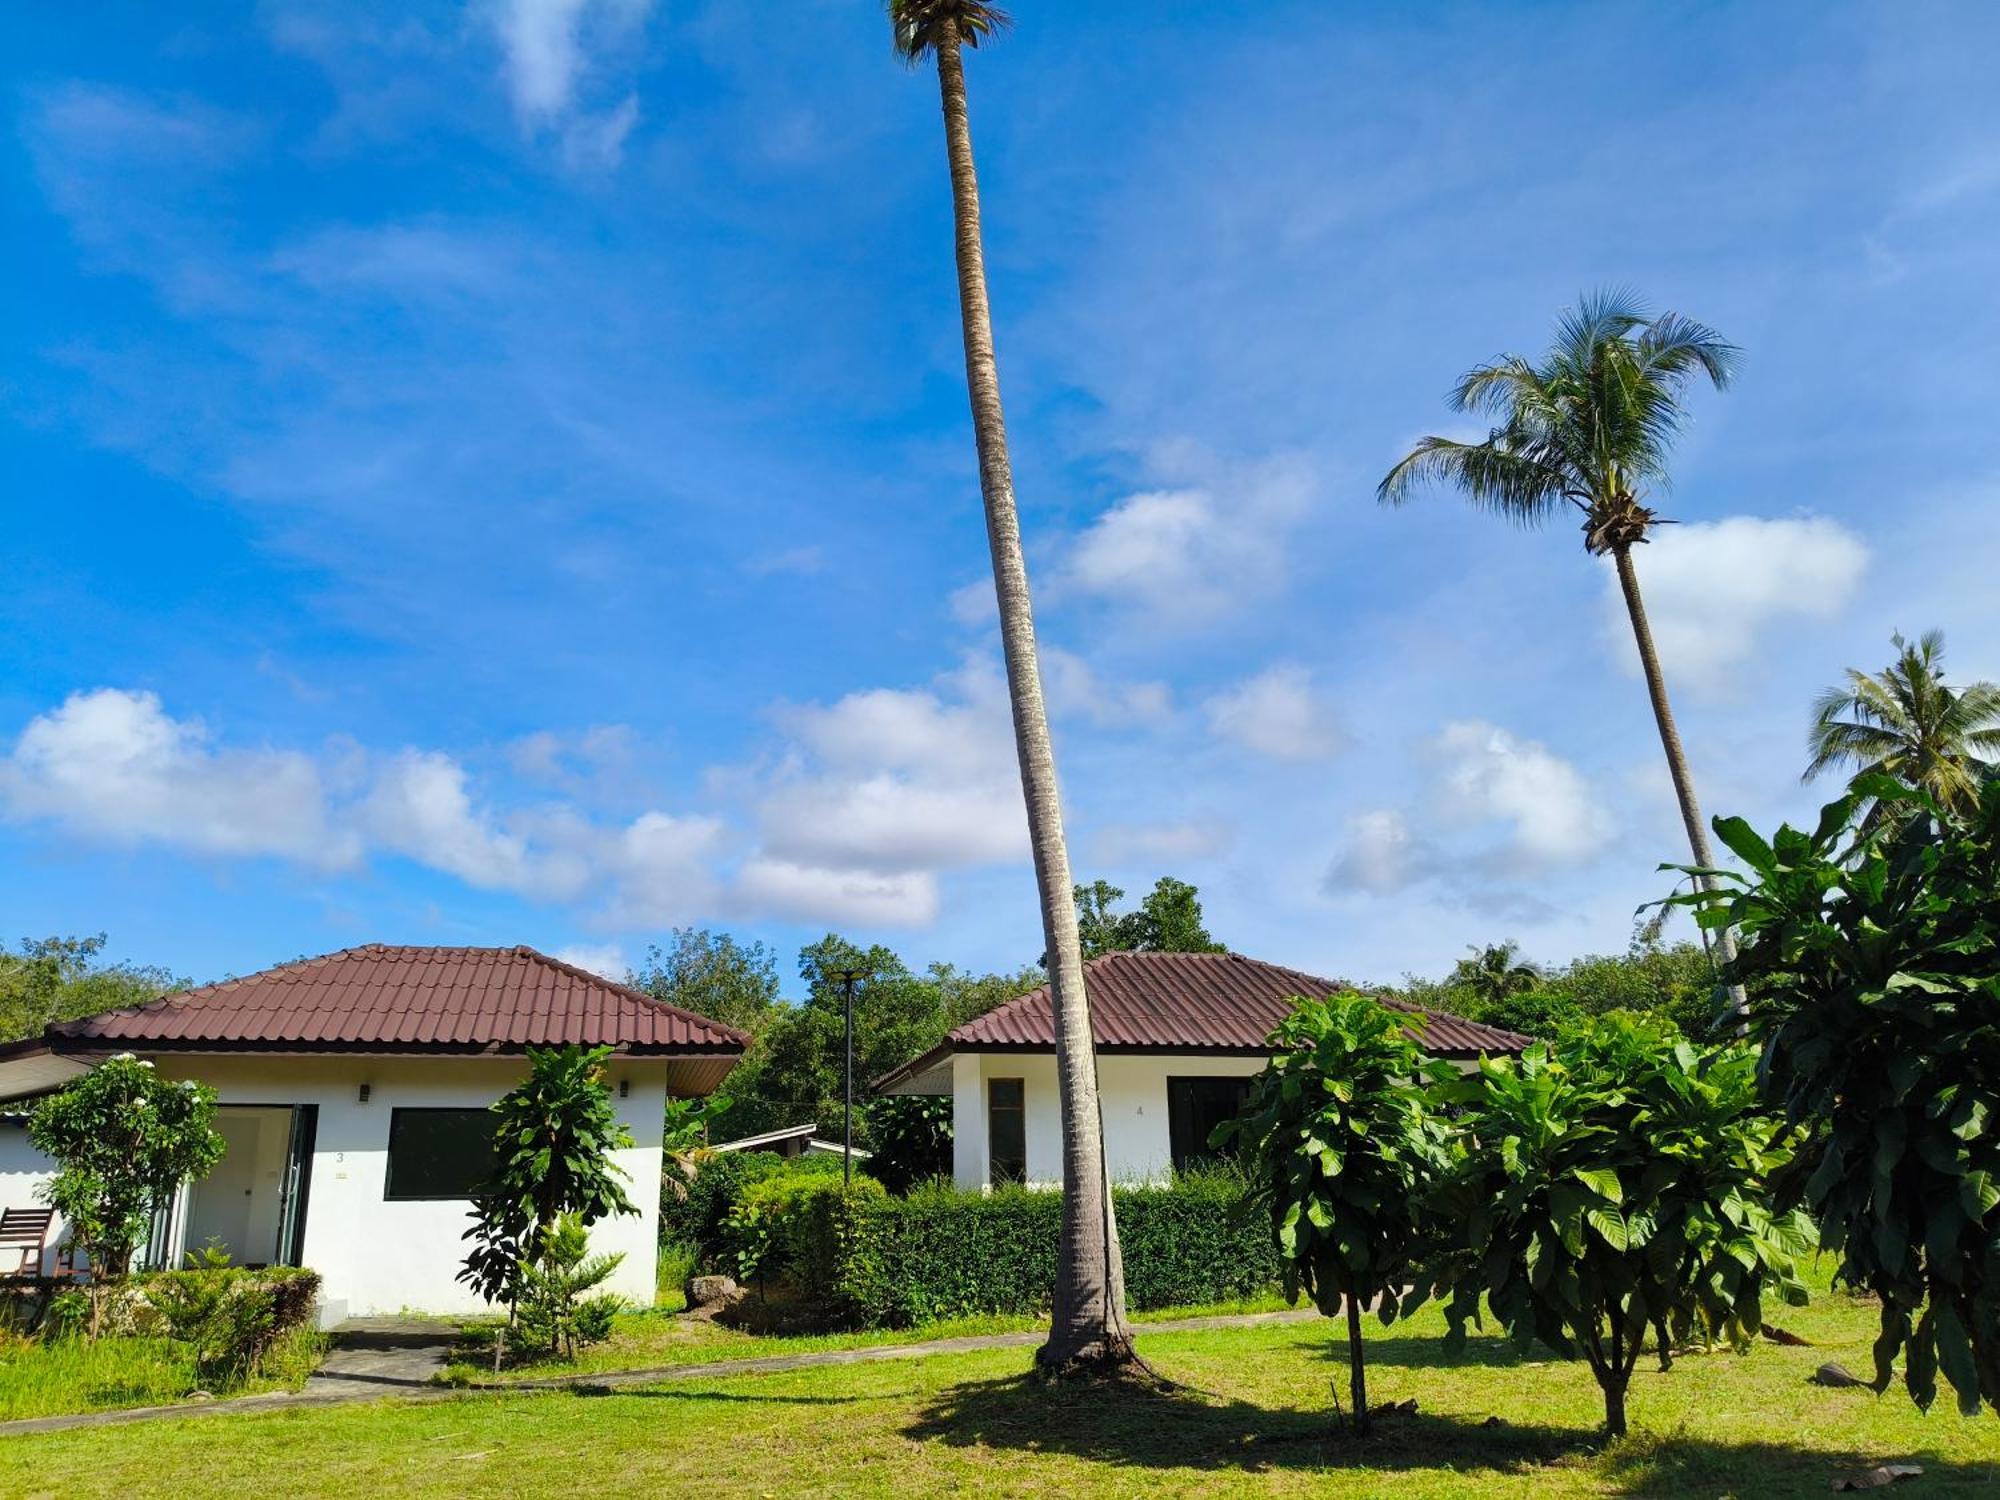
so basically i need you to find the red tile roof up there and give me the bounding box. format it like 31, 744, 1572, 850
39, 945, 749, 1057
874, 950, 1529, 1091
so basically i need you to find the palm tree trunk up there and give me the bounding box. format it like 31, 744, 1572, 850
1611, 544, 1747, 1023
928, 23, 1135, 1372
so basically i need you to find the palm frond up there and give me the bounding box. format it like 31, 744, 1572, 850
889, 0, 1010, 62
1377, 437, 1573, 525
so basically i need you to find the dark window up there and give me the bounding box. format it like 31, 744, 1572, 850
988, 1078, 1026, 1186
384, 1108, 498, 1201
1167, 1076, 1252, 1172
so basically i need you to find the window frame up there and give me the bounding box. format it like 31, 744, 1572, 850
987, 1076, 1027, 1187
1165, 1074, 1253, 1173
382, 1105, 500, 1203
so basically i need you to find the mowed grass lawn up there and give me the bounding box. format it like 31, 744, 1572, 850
5, 1289, 1998, 1498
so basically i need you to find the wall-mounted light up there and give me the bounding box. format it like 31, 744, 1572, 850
358, 1083, 372, 1103
618, 1079, 630, 1098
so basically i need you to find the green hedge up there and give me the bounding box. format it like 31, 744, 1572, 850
807, 1170, 1280, 1327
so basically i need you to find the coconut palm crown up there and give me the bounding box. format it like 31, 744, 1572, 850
889, 0, 1009, 62
1378, 289, 1737, 551
1805, 630, 2000, 816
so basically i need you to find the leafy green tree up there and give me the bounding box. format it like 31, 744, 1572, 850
1073, 876, 1227, 959
1447, 942, 1542, 1011
1219, 994, 1453, 1433
866, 1094, 953, 1195
1434, 1016, 1810, 1436
0, 935, 185, 1044
460, 1044, 637, 1366
892, 0, 1136, 1373
721, 935, 1040, 1146
1380, 290, 1746, 1015
1806, 630, 2000, 823
1467, 988, 1586, 1041
29, 1055, 224, 1330
1392, 928, 1725, 1040
627, 928, 782, 1039
1673, 775, 2000, 1415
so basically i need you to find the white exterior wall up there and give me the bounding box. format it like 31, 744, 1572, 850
4, 1058, 669, 1317
951, 1051, 1269, 1188
1, 1121, 70, 1276
143, 1056, 668, 1321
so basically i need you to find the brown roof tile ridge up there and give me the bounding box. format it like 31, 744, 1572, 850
513, 946, 753, 1048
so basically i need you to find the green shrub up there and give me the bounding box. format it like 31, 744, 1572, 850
724, 1165, 885, 1287
804, 1172, 1280, 1328
135, 1267, 321, 1388
512, 1214, 624, 1361
660, 1150, 788, 1265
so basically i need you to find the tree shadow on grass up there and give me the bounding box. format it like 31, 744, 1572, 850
904, 1374, 2000, 1494
1600, 1430, 1999, 1498
904, 1372, 1590, 1478
568, 1384, 887, 1407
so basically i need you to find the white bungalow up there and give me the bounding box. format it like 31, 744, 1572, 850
873, 950, 1528, 1188
0, 944, 745, 1322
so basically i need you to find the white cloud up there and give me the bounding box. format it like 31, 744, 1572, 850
489, 0, 649, 166
948, 579, 997, 628
0, 689, 356, 867
1601, 515, 1869, 692
755, 661, 1026, 875
735, 858, 940, 928
601, 810, 725, 924
1041, 648, 1173, 728
1203, 664, 1340, 761
1092, 819, 1234, 865
365, 749, 583, 897
552, 942, 627, 979
1059, 451, 1316, 621
745, 544, 825, 578
1325, 809, 1433, 897
1431, 720, 1617, 868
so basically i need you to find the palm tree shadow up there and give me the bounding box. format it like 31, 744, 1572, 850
904, 1374, 2000, 1492
903, 1372, 1590, 1476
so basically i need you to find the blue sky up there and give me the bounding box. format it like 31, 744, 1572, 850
4, 0, 1998, 993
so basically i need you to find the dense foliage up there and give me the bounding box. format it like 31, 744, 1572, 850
662, 1157, 1277, 1328
1676, 775, 2000, 1416
0, 935, 184, 1046
712, 934, 1041, 1145
628, 928, 784, 1039
1073, 876, 1226, 960
459, 1044, 637, 1360
864, 1094, 952, 1195
1392, 927, 1727, 1040
138, 1267, 321, 1387
29, 1056, 224, 1295
1433, 1016, 1810, 1435
1219, 994, 1452, 1431
813, 1171, 1279, 1328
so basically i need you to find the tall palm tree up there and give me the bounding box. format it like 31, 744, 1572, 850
1449, 942, 1542, 1011
1380, 291, 1747, 1017
1805, 629, 2000, 820
889, 0, 1136, 1373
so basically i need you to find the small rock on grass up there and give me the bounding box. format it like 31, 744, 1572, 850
1831, 1463, 1922, 1491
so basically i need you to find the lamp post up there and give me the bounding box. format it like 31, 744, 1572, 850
839, 968, 862, 1190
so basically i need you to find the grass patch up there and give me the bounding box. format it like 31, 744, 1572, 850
0, 1325, 328, 1422
441, 1285, 1296, 1384
9, 1279, 1996, 1497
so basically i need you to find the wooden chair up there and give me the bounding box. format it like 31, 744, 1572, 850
1, 1207, 58, 1278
